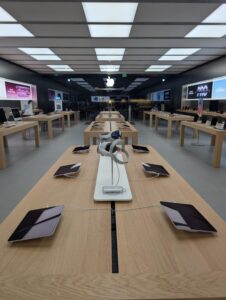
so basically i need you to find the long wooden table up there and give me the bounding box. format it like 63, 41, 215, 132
155, 112, 194, 138
180, 121, 226, 168
57, 111, 78, 127
177, 109, 226, 119
23, 114, 64, 139
84, 121, 138, 145
143, 110, 158, 127
1, 146, 226, 299
96, 111, 125, 122
0, 121, 40, 169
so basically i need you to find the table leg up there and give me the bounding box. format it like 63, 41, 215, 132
34, 125, 40, 147
167, 120, 172, 138
213, 135, 224, 168
211, 135, 216, 146
93, 137, 97, 145
66, 115, 70, 127
3, 136, 8, 148
192, 129, 198, 139
61, 117, 65, 131
132, 133, 138, 145
180, 125, 185, 146
149, 115, 153, 127
84, 132, 89, 145
155, 116, 159, 130
22, 130, 27, 140
0, 136, 6, 169
47, 121, 53, 139
124, 137, 129, 145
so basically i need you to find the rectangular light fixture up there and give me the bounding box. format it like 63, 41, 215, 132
185, 25, 226, 38
19, 48, 54, 55
165, 48, 200, 55
88, 24, 131, 37
202, 4, 226, 23
134, 78, 149, 82
0, 24, 33, 37
100, 65, 120, 72
97, 55, 123, 61
69, 78, 85, 82
0, 7, 16, 22
82, 3, 138, 22
145, 65, 171, 72
48, 65, 73, 72
31, 55, 61, 61
159, 55, 188, 61
95, 48, 125, 55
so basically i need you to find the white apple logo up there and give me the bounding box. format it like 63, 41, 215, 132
106, 76, 114, 87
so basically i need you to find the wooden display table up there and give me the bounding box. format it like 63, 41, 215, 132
84, 121, 138, 145
57, 111, 78, 127
143, 110, 158, 127
96, 112, 125, 122
177, 109, 226, 119
180, 121, 226, 167
0, 121, 40, 169
155, 112, 194, 138
1, 146, 226, 299
23, 114, 64, 139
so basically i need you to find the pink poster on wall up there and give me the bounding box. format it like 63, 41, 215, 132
5, 81, 31, 100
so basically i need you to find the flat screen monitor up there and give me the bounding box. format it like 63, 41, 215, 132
151, 89, 171, 101
0, 108, 7, 124
187, 82, 212, 99
212, 78, 226, 99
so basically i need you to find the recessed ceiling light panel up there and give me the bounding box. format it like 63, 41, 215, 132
0, 7, 16, 22
0, 24, 33, 37
185, 25, 226, 38
19, 48, 54, 55
82, 2, 138, 22
100, 65, 120, 72
95, 48, 125, 55
97, 55, 123, 61
202, 4, 226, 23
165, 48, 200, 55
31, 55, 61, 61
159, 55, 188, 61
88, 24, 132, 37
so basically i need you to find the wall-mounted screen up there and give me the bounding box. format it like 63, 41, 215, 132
48, 89, 56, 101
91, 96, 110, 102
5, 81, 31, 100
151, 89, 171, 101
212, 78, 226, 99
187, 82, 212, 99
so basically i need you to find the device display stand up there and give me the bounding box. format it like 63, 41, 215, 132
94, 154, 132, 201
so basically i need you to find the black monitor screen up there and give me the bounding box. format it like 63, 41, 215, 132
0, 108, 7, 124
187, 82, 212, 99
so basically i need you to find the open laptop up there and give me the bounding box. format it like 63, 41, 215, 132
12, 108, 22, 121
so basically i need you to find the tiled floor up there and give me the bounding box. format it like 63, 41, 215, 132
0, 119, 226, 222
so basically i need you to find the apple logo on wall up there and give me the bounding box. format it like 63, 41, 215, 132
106, 76, 114, 87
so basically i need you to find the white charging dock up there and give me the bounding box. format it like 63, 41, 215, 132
94, 154, 132, 202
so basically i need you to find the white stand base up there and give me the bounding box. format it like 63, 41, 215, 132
94, 154, 132, 202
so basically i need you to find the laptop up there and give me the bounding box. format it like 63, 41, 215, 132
12, 108, 22, 121
8, 205, 64, 242
0, 108, 7, 125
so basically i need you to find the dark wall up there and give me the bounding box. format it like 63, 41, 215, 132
134, 55, 226, 111
0, 59, 77, 111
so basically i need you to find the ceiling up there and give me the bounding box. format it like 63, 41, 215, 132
0, 0, 226, 80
